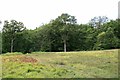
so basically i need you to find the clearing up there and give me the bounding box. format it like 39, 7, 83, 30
1, 49, 119, 78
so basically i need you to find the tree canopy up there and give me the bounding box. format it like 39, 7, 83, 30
2, 14, 120, 53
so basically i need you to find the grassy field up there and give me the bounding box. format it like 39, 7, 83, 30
1, 49, 119, 78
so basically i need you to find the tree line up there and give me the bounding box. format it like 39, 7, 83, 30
1, 13, 120, 53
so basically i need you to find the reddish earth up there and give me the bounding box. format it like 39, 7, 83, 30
21, 56, 37, 63
3, 55, 37, 63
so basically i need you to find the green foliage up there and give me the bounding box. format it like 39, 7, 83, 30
94, 27, 119, 50
2, 14, 120, 53
2, 20, 26, 53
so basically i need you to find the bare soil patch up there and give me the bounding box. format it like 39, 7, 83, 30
3, 55, 37, 63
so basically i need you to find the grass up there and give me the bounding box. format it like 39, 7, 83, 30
0, 55, 2, 79
1, 49, 119, 78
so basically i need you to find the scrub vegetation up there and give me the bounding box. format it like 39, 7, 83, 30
2, 49, 118, 78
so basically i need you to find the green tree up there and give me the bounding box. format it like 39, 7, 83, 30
54, 13, 77, 52
2, 20, 26, 53
94, 27, 119, 50
98, 19, 120, 48
2, 14, 119, 53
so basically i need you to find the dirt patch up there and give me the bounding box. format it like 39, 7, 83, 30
3, 55, 37, 63
20, 56, 37, 63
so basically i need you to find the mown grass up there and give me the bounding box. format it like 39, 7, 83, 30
1, 49, 119, 78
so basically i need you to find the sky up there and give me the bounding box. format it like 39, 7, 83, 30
0, 0, 119, 29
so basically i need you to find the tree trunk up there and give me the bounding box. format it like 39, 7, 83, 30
64, 40, 66, 52
11, 39, 14, 53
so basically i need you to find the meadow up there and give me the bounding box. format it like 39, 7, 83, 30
1, 49, 119, 78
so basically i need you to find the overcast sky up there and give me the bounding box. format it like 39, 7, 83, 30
0, 0, 119, 29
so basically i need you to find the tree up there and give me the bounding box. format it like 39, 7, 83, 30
2, 20, 26, 53
54, 13, 77, 52
37, 24, 52, 52
114, 19, 120, 39
89, 16, 109, 28
94, 27, 119, 50
2, 14, 119, 53
97, 19, 120, 48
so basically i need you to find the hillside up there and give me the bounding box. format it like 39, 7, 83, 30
1, 49, 119, 78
